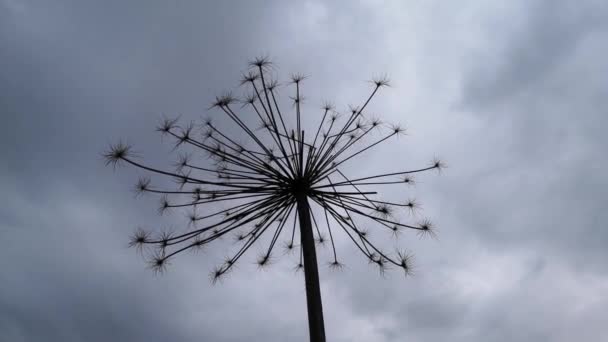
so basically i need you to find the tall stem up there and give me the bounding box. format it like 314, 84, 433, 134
296, 193, 326, 342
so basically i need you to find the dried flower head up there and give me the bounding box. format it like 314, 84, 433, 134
105, 57, 443, 342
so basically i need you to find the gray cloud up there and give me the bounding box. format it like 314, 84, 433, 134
1, 1, 608, 341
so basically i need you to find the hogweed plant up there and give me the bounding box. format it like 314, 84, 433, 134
104, 57, 443, 342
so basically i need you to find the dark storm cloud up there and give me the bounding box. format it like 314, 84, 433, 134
277, 1, 608, 341
462, 1, 607, 108
326, 1, 608, 341
0, 1, 309, 341
1, 1, 608, 341
458, 0, 608, 267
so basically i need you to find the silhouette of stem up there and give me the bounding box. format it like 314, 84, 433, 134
297, 193, 326, 342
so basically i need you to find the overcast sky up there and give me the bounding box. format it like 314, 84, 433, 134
1, 1, 607, 341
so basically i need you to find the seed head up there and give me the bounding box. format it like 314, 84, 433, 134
249, 56, 272, 69
133, 176, 151, 197
371, 75, 391, 88
240, 71, 259, 85
156, 116, 179, 135
147, 251, 169, 275
103, 142, 134, 168
328, 260, 345, 271
417, 218, 437, 239
128, 227, 150, 253
290, 73, 307, 84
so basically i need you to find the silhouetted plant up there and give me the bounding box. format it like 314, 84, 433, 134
104, 57, 443, 342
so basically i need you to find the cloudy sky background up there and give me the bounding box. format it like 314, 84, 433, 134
1, 1, 607, 341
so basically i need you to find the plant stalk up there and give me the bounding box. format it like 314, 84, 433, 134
296, 193, 326, 342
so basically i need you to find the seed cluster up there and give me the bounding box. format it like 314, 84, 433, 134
105, 57, 443, 281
